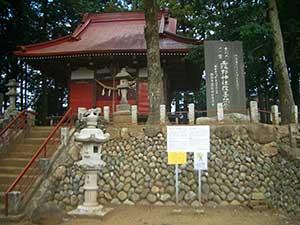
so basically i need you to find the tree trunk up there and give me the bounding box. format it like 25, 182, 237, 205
268, 0, 295, 124
291, 67, 300, 107
143, 0, 165, 124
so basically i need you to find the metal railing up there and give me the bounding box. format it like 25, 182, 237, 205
0, 110, 36, 147
4, 108, 75, 216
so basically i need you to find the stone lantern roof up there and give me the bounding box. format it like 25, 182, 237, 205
74, 109, 110, 143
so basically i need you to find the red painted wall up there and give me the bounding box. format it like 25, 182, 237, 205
69, 81, 94, 111
69, 80, 150, 115
138, 81, 149, 115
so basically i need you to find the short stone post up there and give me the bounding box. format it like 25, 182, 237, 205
103, 106, 110, 122
292, 105, 298, 124
78, 107, 87, 121
217, 103, 224, 122
38, 158, 50, 176
250, 101, 259, 123
8, 191, 21, 215
160, 105, 166, 124
29, 112, 36, 126
271, 105, 279, 125
131, 105, 137, 124
188, 103, 195, 125
61, 127, 70, 146
289, 124, 297, 148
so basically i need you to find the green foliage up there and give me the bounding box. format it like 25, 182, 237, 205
1, 0, 299, 121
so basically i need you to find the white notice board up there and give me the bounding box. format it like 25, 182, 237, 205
167, 126, 210, 152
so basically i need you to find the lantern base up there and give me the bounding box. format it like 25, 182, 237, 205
113, 110, 131, 124
116, 103, 131, 112
68, 204, 113, 217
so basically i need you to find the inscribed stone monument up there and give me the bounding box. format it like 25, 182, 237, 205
204, 41, 246, 116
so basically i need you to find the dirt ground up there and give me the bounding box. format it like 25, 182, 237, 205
5, 205, 300, 225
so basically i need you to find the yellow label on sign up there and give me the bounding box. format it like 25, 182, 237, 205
167, 152, 187, 165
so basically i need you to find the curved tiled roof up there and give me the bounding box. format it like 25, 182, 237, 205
15, 10, 202, 58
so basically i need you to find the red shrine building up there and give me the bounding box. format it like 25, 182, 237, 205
15, 10, 202, 116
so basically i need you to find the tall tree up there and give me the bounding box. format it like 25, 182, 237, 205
268, 0, 295, 124
143, 0, 164, 124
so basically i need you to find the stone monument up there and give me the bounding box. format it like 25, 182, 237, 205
68, 108, 111, 216
204, 41, 246, 116
113, 68, 133, 123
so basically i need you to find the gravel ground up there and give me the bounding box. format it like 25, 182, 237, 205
3, 205, 300, 225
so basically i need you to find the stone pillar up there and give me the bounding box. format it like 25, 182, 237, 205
217, 103, 224, 121
78, 107, 87, 121
8, 191, 21, 215
131, 105, 137, 124
83, 170, 99, 207
188, 103, 195, 125
160, 105, 166, 124
271, 105, 279, 125
61, 127, 70, 146
103, 106, 110, 122
38, 158, 50, 176
292, 105, 298, 124
289, 124, 297, 148
27, 111, 36, 126
250, 101, 259, 123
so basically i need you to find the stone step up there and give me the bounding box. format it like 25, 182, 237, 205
0, 158, 29, 167
0, 203, 4, 214
13, 144, 41, 152
23, 138, 46, 145
31, 126, 54, 131
28, 130, 52, 138
0, 166, 25, 175
4, 152, 34, 159
0, 166, 37, 175
0, 193, 4, 204
0, 187, 7, 196
0, 184, 21, 193
0, 174, 20, 184
0, 173, 35, 185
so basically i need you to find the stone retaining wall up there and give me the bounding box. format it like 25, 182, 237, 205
33, 124, 300, 214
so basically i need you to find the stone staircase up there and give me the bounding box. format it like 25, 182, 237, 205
0, 126, 53, 214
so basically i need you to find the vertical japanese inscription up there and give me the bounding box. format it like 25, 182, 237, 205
204, 41, 246, 115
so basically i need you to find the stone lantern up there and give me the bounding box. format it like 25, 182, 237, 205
115, 68, 133, 112
69, 108, 111, 216
5, 79, 18, 113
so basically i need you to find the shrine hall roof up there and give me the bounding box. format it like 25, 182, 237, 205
14, 10, 202, 59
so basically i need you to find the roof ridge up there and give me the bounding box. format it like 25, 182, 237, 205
163, 31, 202, 45
16, 35, 72, 52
